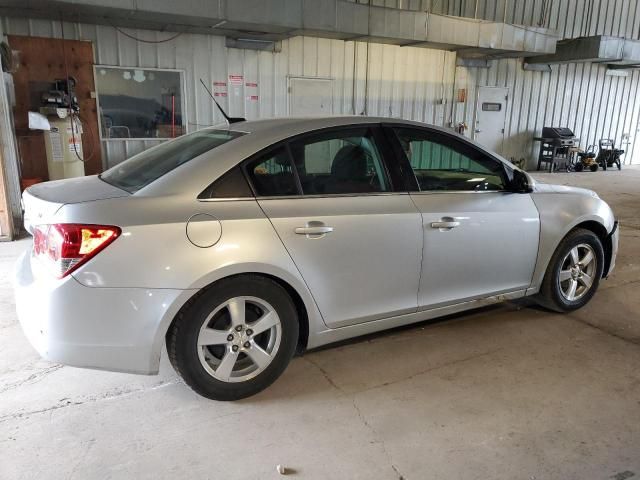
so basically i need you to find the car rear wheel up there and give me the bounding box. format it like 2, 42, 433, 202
168, 275, 299, 400
537, 228, 604, 312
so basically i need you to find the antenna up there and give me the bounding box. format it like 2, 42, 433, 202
199, 78, 245, 124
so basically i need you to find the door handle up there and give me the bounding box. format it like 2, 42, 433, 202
430, 216, 462, 230
295, 221, 334, 238
431, 221, 460, 229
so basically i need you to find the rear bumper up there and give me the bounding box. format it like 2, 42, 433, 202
13, 249, 190, 374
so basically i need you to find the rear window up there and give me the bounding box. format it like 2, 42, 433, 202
99, 129, 245, 193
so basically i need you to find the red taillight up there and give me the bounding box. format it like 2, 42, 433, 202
32, 224, 121, 278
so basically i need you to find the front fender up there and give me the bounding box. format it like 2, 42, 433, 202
528, 191, 616, 294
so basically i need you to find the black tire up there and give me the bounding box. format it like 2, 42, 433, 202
589, 164, 598, 172
168, 275, 299, 401
574, 163, 583, 172
537, 228, 604, 313
617, 161, 622, 170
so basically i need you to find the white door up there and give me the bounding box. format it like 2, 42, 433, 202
475, 87, 508, 154
289, 77, 333, 116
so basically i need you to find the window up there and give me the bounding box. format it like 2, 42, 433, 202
288, 128, 390, 195
95, 67, 184, 139
393, 128, 506, 191
246, 147, 299, 197
198, 167, 253, 199
482, 102, 502, 112
100, 129, 244, 193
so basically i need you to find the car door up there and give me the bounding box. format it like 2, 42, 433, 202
386, 125, 540, 309
245, 125, 422, 329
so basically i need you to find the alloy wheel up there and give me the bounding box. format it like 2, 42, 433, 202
558, 243, 597, 301
197, 296, 282, 383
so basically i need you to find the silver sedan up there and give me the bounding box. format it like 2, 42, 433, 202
14, 117, 619, 400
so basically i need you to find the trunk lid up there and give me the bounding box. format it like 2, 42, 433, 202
23, 176, 129, 234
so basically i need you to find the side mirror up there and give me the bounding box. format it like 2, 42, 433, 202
510, 169, 533, 193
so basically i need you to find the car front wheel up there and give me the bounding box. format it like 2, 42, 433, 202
168, 275, 299, 400
537, 228, 604, 312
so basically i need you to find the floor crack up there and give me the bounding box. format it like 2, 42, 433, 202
67, 438, 95, 480
0, 379, 180, 424
352, 397, 405, 480
569, 315, 640, 346
303, 356, 345, 393
0, 364, 64, 394
355, 348, 502, 395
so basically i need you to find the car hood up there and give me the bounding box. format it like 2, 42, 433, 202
531, 180, 599, 198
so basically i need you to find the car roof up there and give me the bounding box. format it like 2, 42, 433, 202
226, 115, 433, 136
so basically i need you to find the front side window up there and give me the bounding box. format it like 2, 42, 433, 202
100, 129, 244, 193
393, 128, 506, 192
288, 128, 390, 195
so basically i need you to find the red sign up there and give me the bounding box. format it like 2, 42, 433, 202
229, 75, 243, 86
245, 82, 258, 88
213, 81, 226, 87
214, 92, 227, 97
248, 95, 259, 101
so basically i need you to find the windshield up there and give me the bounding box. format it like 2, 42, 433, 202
100, 129, 245, 193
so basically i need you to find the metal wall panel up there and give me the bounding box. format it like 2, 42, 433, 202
3, 0, 640, 169
1, 16, 453, 167
457, 58, 640, 167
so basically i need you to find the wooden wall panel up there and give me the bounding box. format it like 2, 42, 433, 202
0, 149, 12, 239
8, 35, 102, 180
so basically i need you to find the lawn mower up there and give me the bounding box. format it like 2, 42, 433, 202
571, 146, 599, 172
595, 139, 624, 170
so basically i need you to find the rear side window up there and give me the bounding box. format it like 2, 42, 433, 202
100, 129, 244, 193
288, 128, 390, 195
198, 166, 253, 199
246, 147, 299, 197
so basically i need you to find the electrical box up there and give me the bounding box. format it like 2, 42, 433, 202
43, 116, 85, 180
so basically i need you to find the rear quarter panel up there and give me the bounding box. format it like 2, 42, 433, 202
57, 195, 325, 337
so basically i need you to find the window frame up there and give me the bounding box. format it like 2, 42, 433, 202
382, 124, 514, 194
240, 124, 404, 199
94, 65, 188, 142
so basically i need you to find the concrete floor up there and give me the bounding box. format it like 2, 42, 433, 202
1, 168, 640, 480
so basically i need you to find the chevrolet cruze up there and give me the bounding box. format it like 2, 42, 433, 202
14, 117, 618, 400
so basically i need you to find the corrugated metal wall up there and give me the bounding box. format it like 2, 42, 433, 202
349, 1, 640, 166
458, 55, 640, 167
3, 0, 640, 169
449, 0, 640, 167
1, 16, 456, 168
